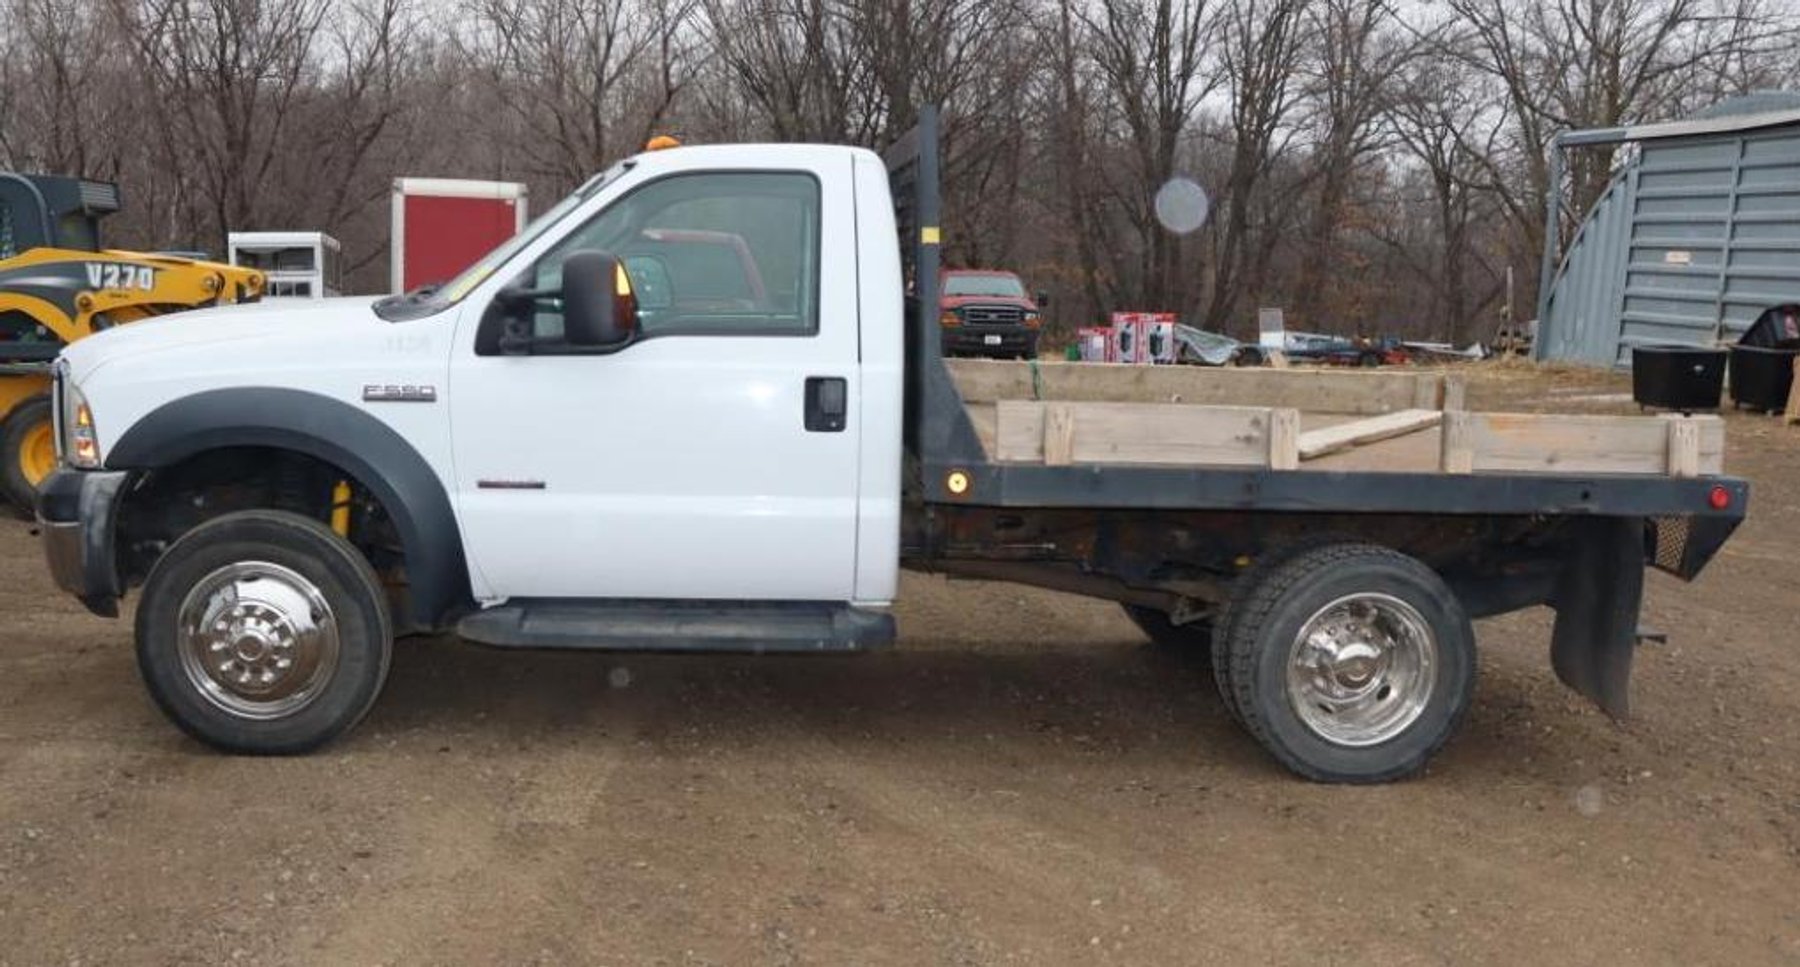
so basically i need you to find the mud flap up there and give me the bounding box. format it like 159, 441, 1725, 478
1549, 516, 1645, 719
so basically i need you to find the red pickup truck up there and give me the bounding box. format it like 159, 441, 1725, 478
938, 269, 1044, 359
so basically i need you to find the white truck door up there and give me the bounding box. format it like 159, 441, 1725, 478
448, 162, 862, 602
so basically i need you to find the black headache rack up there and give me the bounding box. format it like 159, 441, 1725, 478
880, 109, 1748, 549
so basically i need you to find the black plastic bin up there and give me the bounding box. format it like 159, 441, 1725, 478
1631, 345, 1726, 412
1729, 344, 1799, 412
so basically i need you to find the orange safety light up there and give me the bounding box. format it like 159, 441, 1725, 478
645, 135, 682, 151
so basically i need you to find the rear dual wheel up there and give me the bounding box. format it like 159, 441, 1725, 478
1, 397, 54, 515
1215, 543, 1476, 783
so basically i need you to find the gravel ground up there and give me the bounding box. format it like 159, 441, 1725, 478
0, 365, 1795, 966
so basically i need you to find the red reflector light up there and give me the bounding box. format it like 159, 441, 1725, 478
1708, 485, 1731, 510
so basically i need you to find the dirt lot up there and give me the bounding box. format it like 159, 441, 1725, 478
1, 364, 1796, 966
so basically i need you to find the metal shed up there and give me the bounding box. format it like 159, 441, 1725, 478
1536, 94, 1800, 366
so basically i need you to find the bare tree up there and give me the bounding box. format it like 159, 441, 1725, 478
700, 0, 875, 143
1437, 0, 1789, 262
1204, 0, 1308, 332
0, 0, 1794, 326
1382, 48, 1508, 343
1290, 0, 1411, 328
1042, 0, 1114, 321
462, 0, 695, 188
0, 0, 136, 178
1077, 0, 1213, 314
109, 0, 334, 247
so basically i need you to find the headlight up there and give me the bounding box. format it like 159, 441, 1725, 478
60, 381, 102, 470
1024, 311, 1042, 328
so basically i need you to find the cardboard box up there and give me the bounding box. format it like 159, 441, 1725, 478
1109, 312, 1178, 364
1077, 327, 1114, 362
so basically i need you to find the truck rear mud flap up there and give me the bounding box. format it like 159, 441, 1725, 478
1550, 516, 1646, 719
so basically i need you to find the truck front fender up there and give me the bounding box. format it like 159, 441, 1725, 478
106, 387, 469, 631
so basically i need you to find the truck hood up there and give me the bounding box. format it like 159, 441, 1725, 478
940, 294, 1037, 311
62, 297, 386, 382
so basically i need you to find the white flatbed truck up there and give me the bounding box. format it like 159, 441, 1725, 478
36, 112, 1746, 782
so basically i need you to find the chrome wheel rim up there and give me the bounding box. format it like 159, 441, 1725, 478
1286, 593, 1436, 747
177, 561, 339, 720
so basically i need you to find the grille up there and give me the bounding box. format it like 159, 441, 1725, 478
963, 305, 1023, 326
1650, 515, 1690, 572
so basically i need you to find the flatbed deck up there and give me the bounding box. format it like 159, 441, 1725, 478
949, 359, 1724, 477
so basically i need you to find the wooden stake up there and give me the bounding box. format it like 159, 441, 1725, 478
1440, 411, 1474, 473
1666, 418, 1701, 478
1043, 403, 1076, 466
1441, 374, 1468, 412
1268, 408, 1300, 470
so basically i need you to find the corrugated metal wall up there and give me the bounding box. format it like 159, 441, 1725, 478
1540, 124, 1800, 365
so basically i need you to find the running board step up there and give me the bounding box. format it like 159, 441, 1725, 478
456, 599, 895, 653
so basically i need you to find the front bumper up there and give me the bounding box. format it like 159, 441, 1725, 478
943, 326, 1038, 357
36, 468, 131, 618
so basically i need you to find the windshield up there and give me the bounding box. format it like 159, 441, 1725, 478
943, 273, 1025, 298
431, 162, 631, 305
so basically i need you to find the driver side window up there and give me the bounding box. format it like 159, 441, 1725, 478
531, 172, 820, 340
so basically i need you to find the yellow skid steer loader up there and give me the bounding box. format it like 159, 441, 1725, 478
0, 173, 264, 512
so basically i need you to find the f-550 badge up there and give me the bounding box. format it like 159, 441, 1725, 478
363, 384, 438, 403
85, 263, 156, 291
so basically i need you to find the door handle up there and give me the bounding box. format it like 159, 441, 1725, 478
804, 376, 847, 432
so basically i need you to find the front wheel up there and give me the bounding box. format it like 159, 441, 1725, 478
135, 510, 393, 754
1, 397, 55, 514
1221, 544, 1475, 783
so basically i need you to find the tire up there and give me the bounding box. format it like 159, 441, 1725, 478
135, 510, 393, 754
1222, 543, 1475, 784
1358, 352, 1381, 368
1209, 535, 1351, 727
1, 396, 54, 515
1122, 604, 1212, 655
1234, 348, 1263, 367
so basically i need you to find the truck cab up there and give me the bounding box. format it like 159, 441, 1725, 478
437, 149, 904, 605
45, 143, 905, 606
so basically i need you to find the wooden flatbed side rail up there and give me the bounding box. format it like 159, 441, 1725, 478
992, 399, 1720, 478
996, 400, 1302, 467
948, 359, 1466, 416
1439, 412, 1724, 477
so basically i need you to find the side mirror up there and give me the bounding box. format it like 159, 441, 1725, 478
1034, 290, 1051, 308
563, 250, 639, 348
